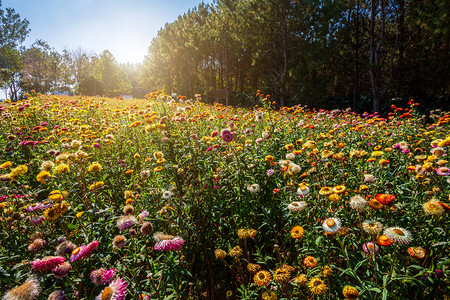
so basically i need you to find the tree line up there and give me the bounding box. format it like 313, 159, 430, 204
1, 0, 449, 112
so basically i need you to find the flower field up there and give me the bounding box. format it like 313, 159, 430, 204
0, 92, 449, 299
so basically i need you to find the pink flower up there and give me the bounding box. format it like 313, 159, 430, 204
52, 262, 72, 278
153, 232, 184, 251
95, 277, 127, 300
70, 241, 99, 262
221, 129, 233, 142
362, 242, 380, 255
102, 267, 116, 284
436, 167, 450, 176
31, 256, 65, 272
117, 215, 136, 231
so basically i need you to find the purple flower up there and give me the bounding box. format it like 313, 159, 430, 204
362, 242, 380, 255
436, 167, 450, 176
266, 169, 274, 176
95, 277, 127, 300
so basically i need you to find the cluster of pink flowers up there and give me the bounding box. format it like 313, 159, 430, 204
31, 256, 65, 272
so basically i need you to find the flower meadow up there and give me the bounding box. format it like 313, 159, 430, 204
0, 92, 449, 300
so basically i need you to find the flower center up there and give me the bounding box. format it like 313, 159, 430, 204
72, 247, 80, 255
101, 287, 114, 300
392, 229, 404, 236
292, 203, 299, 207
258, 273, 265, 279
326, 219, 335, 227
313, 280, 322, 287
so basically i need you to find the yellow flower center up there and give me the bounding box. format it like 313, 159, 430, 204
101, 287, 114, 300
72, 247, 81, 255
392, 229, 404, 236
326, 219, 335, 227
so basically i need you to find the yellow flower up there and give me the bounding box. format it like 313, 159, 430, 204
53, 163, 70, 175
308, 277, 327, 296
371, 151, 384, 157
153, 151, 164, 159
0, 161, 12, 169
285, 144, 295, 151
156, 158, 166, 164
154, 166, 164, 172
273, 267, 291, 284
88, 162, 102, 172
89, 181, 104, 191
254, 270, 271, 287
290, 225, 305, 239
332, 185, 346, 194
342, 285, 360, 299
48, 190, 68, 202
36, 171, 51, 184
9, 164, 28, 179
76, 211, 84, 218
319, 187, 333, 196
44, 207, 61, 221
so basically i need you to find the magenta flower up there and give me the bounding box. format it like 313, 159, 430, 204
31, 256, 65, 272
70, 241, 99, 262
154, 232, 184, 251
102, 267, 116, 284
221, 129, 233, 142
436, 167, 450, 176
95, 277, 127, 300
117, 215, 136, 231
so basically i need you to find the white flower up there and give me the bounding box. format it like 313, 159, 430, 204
162, 190, 173, 200
384, 227, 412, 245
322, 218, 342, 233
286, 153, 295, 160
288, 163, 301, 175
297, 185, 310, 197
349, 195, 367, 212
287, 201, 307, 212
247, 184, 260, 193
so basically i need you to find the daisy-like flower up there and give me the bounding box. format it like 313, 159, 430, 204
95, 277, 127, 300
308, 277, 327, 296
375, 193, 396, 205
364, 174, 376, 183
221, 128, 233, 142
423, 199, 445, 215
435, 167, 450, 176
303, 256, 318, 268
332, 185, 346, 194
322, 217, 342, 233
292, 274, 307, 285
36, 171, 51, 184
70, 241, 99, 262
362, 220, 383, 235
297, 185, 310, 197
384, 227, 412, 245
349, 195, 367, 212
319, 186, 333, 196
214, 249, 227, 260
377, 235, 394, 247
290, 225, 305, 239
273, 267, 291, 284
362, 242, 380, 255
342, 285, 360, 300
407, 247, 426, 260
3, 275, 40, 300
117, 215, 136, 231
287, 201, 307, 212
228, 245, 243, 257
161, 190, 173, 200
31, 256, 65, 271
153, 232, 184, 251
247, 183, 260, 193
253, 270, 271, 287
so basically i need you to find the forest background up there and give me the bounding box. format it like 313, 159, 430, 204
1, 0, 448, 113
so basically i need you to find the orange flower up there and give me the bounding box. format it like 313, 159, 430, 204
253, 270, 271, 287
377, 235, 394, 247
290, 226, 305, 239
303, 256, 318, 268
375, 194, 396, 205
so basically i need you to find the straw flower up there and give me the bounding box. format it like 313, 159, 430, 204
308, 277, 327, 296
3, 275, 40, 300
322, 217, 342, 233
153, 232, 184, 251
287, 201, 307, 212
407, 247, 426, 260
273, 267, 291, 284
423, 199, 445, 215
290, 225, 305, 239
214, 249, 227, 260
349, 195, 367, 212
384, 227, 412, 245
253, 270, 271, 287
362, 220, 383, 235
95, 277, 127, 300
342, 285, 360, 299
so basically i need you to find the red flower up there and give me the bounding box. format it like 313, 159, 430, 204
375, 194, 396, 206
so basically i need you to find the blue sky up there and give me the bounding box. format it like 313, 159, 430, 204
3, 0, 212, 64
